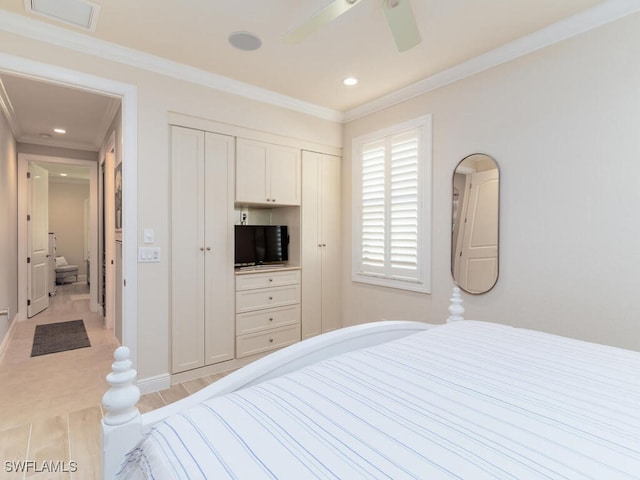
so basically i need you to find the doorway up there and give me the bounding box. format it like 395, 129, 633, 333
0, 52, 138, 366
18, 154, 99, 317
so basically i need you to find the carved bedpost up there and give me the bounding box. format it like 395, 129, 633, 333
102, 346, 143, 479
447, 287, 465, 322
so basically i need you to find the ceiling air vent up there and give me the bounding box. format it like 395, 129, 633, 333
24, 0, 100, 32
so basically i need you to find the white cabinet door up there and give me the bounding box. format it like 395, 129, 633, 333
301, 152, 322, 339
204, 132, 235, 365
171, 126, 206, 372
269, 144, 301, 205
171, 127, 234, 374
301, 151, 341, 339
236, 139, 268, 204
319, 154, 341, 333
236, 138, 300, 206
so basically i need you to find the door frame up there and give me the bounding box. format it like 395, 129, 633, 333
1, 52, 139, 368
18, 154, 98, 312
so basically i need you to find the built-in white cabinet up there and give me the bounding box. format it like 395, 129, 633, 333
235, 268, 301, 358
170, 126, 235, 374
301, 151, 341, 339
236, 138, 301, 206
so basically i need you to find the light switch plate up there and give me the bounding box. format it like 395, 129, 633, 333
138, 246, 160, 263
143, 228, 154, 244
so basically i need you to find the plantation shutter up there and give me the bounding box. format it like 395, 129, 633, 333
389, 129, 420, 280
361, 140, 386, 273
353, 114, 430, 293
359, 128, 421, 282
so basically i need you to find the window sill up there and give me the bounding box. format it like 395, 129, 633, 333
352, 274, 431, 294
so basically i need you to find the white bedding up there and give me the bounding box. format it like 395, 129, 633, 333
118, 321, 640, 479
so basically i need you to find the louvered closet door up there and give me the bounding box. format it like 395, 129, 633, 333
171, 126, 206, 372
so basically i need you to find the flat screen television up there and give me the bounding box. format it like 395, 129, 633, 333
235, 225, 289, 267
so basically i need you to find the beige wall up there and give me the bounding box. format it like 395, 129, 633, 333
49, 180, 90, 277
0, 107, 17, 344
0, 30, 342, 379
342, 13, 640, 351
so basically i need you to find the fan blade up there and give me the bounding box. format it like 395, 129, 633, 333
283, 0, 361, 44
383, 0, 421, 52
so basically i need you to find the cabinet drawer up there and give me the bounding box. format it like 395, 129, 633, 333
236, 270, 300, 290
236, 324, 301, 358
236, 304, 300, 335
236, 285, 300, 313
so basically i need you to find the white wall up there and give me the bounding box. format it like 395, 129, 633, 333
0, 30, 343, 379
49, 180, 90, 277
342, 13, 640, 351
0, 106, 17, 345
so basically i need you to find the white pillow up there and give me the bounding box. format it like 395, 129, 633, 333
55, 256, 68, 267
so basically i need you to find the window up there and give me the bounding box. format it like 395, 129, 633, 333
352, 115, 431, 293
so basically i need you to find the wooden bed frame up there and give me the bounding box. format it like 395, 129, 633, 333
101, 287, 466, 478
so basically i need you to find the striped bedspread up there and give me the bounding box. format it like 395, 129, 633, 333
118, 321, 640, 479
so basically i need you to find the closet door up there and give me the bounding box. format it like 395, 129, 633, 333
203, 132, 235, 364
171, 126, 206, 373
319, 154, 341, 333
301, 151, 341, 339
301, 152, 322, 339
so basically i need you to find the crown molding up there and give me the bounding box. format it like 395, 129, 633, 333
0, 10, 344, 123
0, 75, 22, 138
343, 0, 640, 122
17, 134, 99, 151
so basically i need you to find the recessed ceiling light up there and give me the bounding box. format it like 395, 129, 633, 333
343, 77, 358, 86
39, 133, 51, 139
54, 128, 66, 134
59, 173, 68, 177
228, 31, 262, 51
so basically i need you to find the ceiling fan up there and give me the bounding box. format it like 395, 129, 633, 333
283, 0, 421, 52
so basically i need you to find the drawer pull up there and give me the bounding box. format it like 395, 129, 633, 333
269, 317, 273, 322
268, 296, 273, 300
269, 278, 273, 282
269, 338, 274, 343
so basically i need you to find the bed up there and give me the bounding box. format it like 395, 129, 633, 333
102, 288, 640, 479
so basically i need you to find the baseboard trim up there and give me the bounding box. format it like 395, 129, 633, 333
137, 373, 171, 394
0, 313, 18, 361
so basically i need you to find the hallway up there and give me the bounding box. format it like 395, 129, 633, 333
0, 283, 116, 479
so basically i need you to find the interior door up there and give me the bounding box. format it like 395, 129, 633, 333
457, 169, 499, 293
28, 162, 50, 317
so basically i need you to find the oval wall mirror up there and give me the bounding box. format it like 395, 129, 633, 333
451, 153, 500, 294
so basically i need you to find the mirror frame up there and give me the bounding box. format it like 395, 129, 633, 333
451, 153, 500, 294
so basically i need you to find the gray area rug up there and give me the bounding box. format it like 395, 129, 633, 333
31, 319, 91, 357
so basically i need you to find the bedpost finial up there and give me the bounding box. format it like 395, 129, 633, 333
102, 346, 141, 426
448, 287, 465, 323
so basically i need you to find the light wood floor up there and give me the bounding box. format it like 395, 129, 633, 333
0, 284, 225, 479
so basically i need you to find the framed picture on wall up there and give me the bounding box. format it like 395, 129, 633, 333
115, 162, 122, 232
